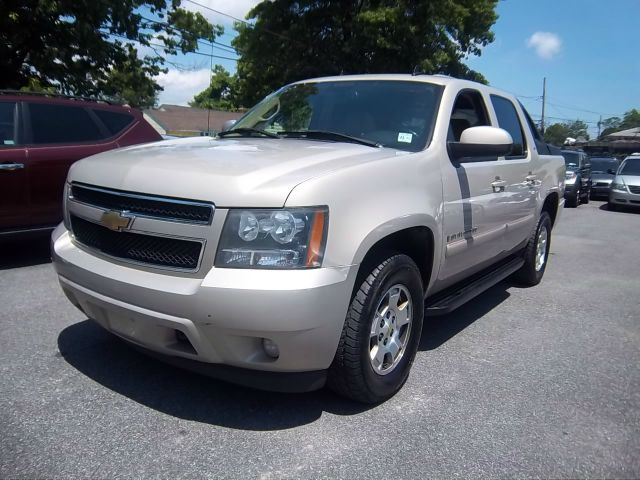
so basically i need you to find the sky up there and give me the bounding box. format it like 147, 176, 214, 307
157, 0, 640, 137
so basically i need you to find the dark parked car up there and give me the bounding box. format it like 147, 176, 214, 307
589, 157, 619, 199
561, 150, 591, 207
0, 92, 161, 238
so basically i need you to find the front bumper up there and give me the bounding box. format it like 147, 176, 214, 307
609, 189, 640, 207
591, 184, 611, 197
52, 225, 357, 389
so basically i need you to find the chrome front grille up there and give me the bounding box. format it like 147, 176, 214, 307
71, 184, 213, 224
71, 215, 203, 270
628, 185, 640, 194
67, 183, 213, 272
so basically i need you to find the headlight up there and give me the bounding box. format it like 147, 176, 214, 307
215, 207, 328, 269
611, 181, 627, 192
565, 171, 576, 184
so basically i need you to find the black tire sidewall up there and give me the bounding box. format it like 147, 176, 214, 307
530, 213, 552, 283
357, 256, 424, 400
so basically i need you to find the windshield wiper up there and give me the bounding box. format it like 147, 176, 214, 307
280, 130, 381, 148
217, 128, 280, 139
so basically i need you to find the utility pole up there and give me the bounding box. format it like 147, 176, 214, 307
597, 115, 602, 138
541, 77, 546, 134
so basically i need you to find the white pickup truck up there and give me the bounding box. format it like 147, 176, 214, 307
52, 74, 565, 403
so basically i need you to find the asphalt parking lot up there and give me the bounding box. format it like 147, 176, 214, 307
1, 200, 639, 479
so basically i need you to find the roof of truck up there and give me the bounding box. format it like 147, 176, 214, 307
291, 73, 516, 99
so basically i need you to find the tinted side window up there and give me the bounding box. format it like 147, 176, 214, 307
491, 95, 526, 157
519, 103, 550, 155
29, 103, 104, 144
0, 102, 17, 146
448, 90, 490, 142
94, 109, 134, 136
519, 103, 542, 140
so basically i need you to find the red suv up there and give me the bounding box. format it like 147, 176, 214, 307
0, 92, 162, 238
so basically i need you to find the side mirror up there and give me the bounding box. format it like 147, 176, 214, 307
222, 119, 237, 131
448, 126, 513, 162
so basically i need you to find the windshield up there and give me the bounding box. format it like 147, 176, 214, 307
619, 159, 640, 176
231, 80, 444, 152
562, 151, 580, 170
591, 158, 618, 173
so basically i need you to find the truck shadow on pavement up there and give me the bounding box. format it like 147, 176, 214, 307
57, 320, 370, 430
57, 281, 511, 430
0, 235, 52, 270
420, 281, 511, 351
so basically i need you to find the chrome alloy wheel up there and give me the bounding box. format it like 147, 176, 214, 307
535, 225, 548, 272
369, 284, 413, 375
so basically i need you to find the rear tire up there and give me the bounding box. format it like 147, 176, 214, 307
582, 188, 590, 204
513, 212, 552, 287
328, 254, 424, 403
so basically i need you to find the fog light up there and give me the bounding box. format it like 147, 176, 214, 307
262, 338, 280, 359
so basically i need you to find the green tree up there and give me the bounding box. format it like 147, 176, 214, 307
621, 108, 640, 130
1, 0, 223, 107
599, 109, 640, 138
190, 65, 238, 111
599, 116, 621, 138
544, 120, 590, 146
544, 123, 570, 146
231, 0, 498, 107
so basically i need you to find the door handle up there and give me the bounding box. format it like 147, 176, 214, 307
0, 163, 25, 171
525, 174, 537, 185
491, 179, 507, 193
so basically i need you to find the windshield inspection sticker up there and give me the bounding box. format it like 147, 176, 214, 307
397, 132, 413, 143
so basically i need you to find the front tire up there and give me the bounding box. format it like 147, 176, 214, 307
567, 187, 580, 208
328, 254, 424, 403
513, 212, 552, 287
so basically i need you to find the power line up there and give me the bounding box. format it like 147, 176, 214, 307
529, 114, 599, 125
546, 97, 621, 117
104, 31, 238, 62
513, 93, 541, 100
517, 94, 623, 119
184, 0, 252, 25
183, 0, 299, 44
138, 15, 239, 56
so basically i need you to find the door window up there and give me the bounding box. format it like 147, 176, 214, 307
0, 102, 17, 146
448, 90, 490, 141
29, 103, 104, 144
490, 95, 527, 157
94, 109, 134, 136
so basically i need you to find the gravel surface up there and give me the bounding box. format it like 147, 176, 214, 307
1, 200, 639, 479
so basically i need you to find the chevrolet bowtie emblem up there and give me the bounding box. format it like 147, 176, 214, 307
100, 210, 133, 232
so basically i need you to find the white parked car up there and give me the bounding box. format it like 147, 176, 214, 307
609, 153, 640, 210
52, 74, 565, 403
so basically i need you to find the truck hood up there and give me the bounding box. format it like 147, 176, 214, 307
68, 136, 403, 207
